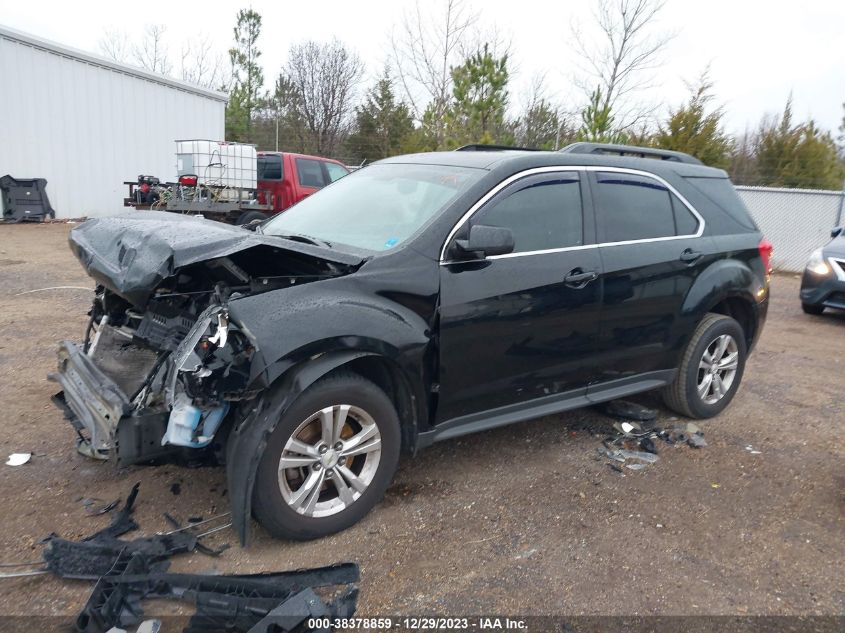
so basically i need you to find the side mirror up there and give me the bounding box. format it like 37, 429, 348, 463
454, 224, 515, 258
831, 227, 843, 239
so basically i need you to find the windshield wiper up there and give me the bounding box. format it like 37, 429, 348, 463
274, 233, 333, 248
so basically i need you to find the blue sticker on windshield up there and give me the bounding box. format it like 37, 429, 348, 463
384, 238, 399, 248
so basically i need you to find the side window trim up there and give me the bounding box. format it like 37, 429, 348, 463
440, 166, 705, 263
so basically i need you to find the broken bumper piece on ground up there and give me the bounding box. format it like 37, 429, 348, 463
77, 552, 359, 633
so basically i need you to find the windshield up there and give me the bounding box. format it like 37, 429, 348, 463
262, 163, 482, 252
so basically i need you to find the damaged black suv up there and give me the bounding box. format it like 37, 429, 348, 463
51, 143, 770, 543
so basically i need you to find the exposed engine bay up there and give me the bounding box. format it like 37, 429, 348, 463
50, 214, 360, 466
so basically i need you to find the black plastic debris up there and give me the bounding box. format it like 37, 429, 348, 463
76, 550, 359, 633
43, 483, 223, 579
597, 404, 709, 471
0, 175, 57, 222
599, 399, 657, 422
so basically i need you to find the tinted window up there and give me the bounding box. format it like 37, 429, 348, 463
257, 154, 283, 180
325, 162, 349, 182
295, 158, 327, 188
475, 174, 583, 253
683, 176, 758, 232
595, 172, 676, 242
672, 195, 698, 235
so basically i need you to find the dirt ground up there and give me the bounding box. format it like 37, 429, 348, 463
0, 223, 843, 622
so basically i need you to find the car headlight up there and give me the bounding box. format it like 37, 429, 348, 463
806, 249, 831, 276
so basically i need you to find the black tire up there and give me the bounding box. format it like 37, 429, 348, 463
662, 313, 747, 419
802, 302, 825, 315
237, 210, 267, 225
253, 372, 401, 540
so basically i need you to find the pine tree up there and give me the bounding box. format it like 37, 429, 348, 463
653, 76, 733, 168
445, 45, 510, 148
577, 87, 626, 144
345, 71, 414, 162
226, 9, 264, 142
755, 98, 843, 190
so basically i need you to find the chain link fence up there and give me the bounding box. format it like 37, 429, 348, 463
735, 186, 845, 273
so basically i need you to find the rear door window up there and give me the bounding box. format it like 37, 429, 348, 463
295, 158, 327, 188
473, 172, 583, 253
594, 172, 697, 242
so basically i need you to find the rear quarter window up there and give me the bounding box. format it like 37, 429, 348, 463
682, 177, 758, 233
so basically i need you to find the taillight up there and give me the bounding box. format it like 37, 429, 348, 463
179, 175, 198, 186
758, 238, 773, 275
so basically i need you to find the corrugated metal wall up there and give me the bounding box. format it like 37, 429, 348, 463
0, 26, 226, 218
736, 186, 844, 273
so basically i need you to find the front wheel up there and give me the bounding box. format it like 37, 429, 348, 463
663, 313, 747, 419
253, 372, 401, 540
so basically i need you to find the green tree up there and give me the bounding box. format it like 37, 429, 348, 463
653, 76, 733, 168
755, 97, 843, 189
345, 70, 414, 162
226, 9, 264, 142
444, 44, 510, 148
577, 87, 626, 143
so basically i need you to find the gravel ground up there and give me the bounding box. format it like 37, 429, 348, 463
0, 222, 843, 623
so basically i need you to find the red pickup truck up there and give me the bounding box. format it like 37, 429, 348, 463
244, 152, 349, 223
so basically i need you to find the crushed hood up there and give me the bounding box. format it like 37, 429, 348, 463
70, 212, 363, 306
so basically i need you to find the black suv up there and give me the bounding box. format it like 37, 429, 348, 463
52, 143, 770, 543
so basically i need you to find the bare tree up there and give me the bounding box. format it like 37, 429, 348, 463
570, 0, 674, 130
180, 35, 228, 89
390, 0, 478, 147
132, 24, 171, 75
282, 40, 364, 155
98, 29, 129, 63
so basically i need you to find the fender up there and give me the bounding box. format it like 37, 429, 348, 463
224, 284, 434, 545
681, 258, 762, 319
226, 349, 377, 545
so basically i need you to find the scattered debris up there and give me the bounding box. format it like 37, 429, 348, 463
76, 550, 359, 633
5, 452, 31, 466
83, 498, 121, 517
170, 482, 181, 496
745, 445, 762, 454
596, 400, 710, 472
599, 399, 658, 422
42, 483, 230, 579
1, 481, 360, 632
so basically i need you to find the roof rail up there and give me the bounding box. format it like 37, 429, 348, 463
455, 144, 541, 152
559, 142, 702, 165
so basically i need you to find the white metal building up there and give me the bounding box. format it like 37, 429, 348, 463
0, 25, 226, 218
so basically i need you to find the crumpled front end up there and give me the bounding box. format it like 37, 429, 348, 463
51, 215, 358, 465
50, 291, 256, 465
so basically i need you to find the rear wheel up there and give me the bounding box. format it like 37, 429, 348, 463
663, 313, 747, 419
802, 302, 825, 315
253, 372, 401, 540
237, 210, 267, 225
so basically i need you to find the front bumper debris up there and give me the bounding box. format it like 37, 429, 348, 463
48, 341, 130, 452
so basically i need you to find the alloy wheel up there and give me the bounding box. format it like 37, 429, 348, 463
277, 405, 382, 518
697, 334, 739, 405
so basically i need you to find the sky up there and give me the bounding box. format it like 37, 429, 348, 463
1, 0, 843, 136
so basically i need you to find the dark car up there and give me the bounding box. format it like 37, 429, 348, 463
50, 143, 771, 543
799, 226, 845, 314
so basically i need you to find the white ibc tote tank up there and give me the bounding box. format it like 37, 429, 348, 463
175, 140, 258, 193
